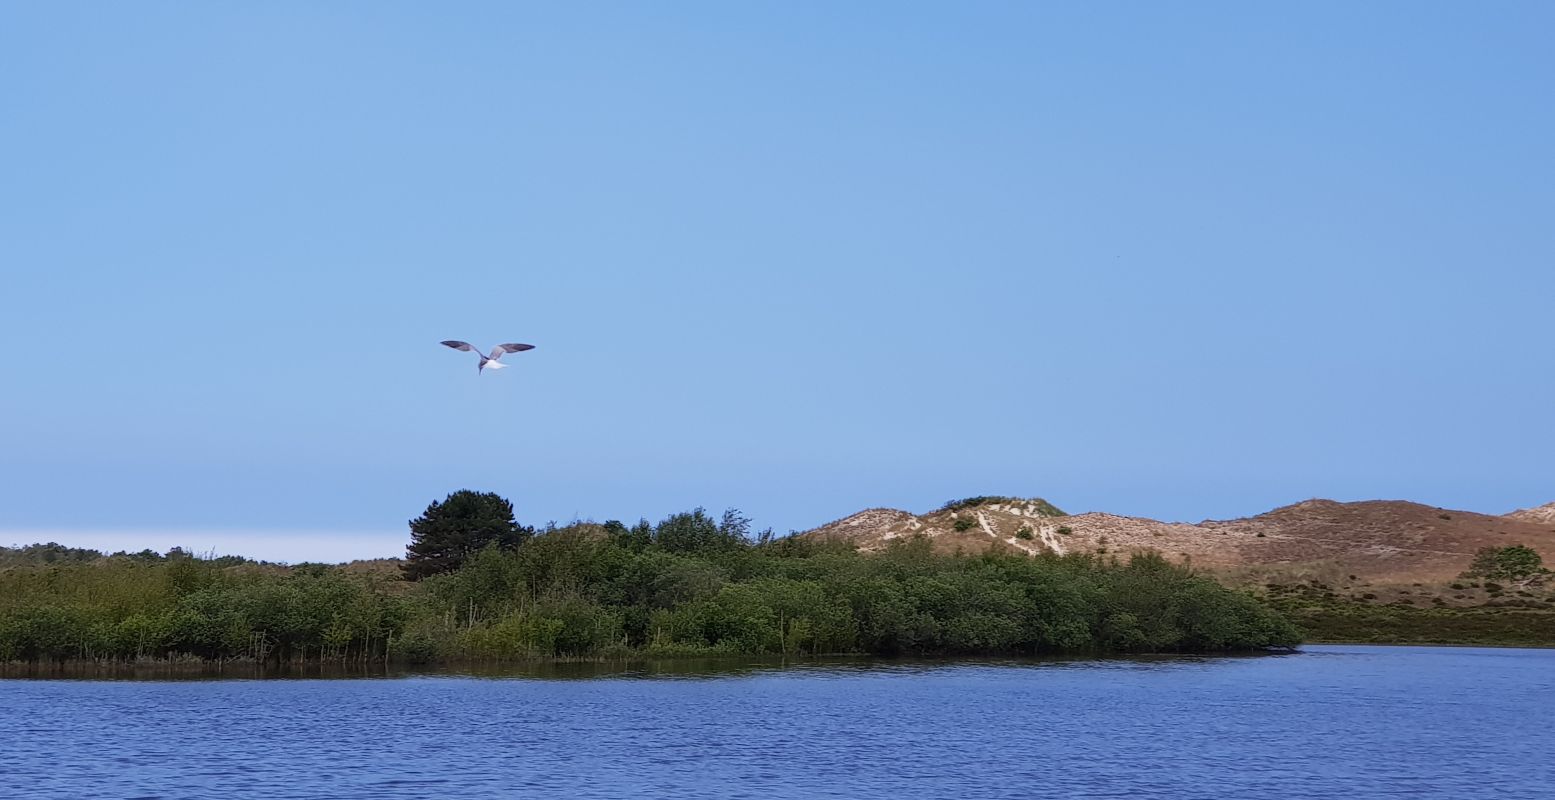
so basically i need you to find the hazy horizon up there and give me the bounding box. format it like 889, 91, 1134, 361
8, 490, 1551, 565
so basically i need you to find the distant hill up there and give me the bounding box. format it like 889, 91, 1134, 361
804, 496, 1555, 583
1506, 502, 1555, 525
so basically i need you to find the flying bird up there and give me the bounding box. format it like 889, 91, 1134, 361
441, 340, 535, 372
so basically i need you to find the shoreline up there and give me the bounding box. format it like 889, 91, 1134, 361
1299, 638, 1555, 650
9, 642, 1555, 681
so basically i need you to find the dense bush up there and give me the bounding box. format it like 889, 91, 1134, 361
1461, 545, 1546, 582
0, 557, 407, 663
0, 506, 1301, 665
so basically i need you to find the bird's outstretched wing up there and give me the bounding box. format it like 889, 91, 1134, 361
441, 340, 478, 353
488, 343, 535, 360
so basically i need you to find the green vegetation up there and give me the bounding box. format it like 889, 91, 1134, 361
1462, 545, 1546, 582
1, 543, 118, 567
952, 517, 977, 532
1015, 527, 1034, 541
939, 496, 1066, 517
0, 496, 1301, 665
1264, 581, 1555, 648
0, 552, 406, 663
0, 543, 241, 569
403, 490, 533, 580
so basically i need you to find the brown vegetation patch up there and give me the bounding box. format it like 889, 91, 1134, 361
802, 497, 1555, 584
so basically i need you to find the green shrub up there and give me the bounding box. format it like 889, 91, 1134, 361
0, 503, 1305, 664
394, 628, 445, 664
939, 497, 1066, 516
1462, 545, 1545, 581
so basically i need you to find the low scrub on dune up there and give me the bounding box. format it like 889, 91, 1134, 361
1263, 581, 1555, 647
938, 496, 1067, 517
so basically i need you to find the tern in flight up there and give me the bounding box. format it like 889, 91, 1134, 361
441, 340, 535, 373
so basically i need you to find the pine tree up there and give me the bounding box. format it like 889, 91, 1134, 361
402, 490, 531, 580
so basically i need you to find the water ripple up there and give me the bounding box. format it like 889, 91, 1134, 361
1, 646, 1551, 799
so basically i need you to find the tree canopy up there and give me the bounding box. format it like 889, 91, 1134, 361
403, 490, 532, 580
1463, 544, 1546, 582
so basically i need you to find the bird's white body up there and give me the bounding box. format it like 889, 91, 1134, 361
481, 360, 507, 370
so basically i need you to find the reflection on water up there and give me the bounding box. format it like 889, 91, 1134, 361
2, 646, 1551, 800
0, 650, 1289, 682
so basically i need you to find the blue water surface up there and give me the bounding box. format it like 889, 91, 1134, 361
1, 645, 1550, 799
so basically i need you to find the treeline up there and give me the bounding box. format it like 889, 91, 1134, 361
0, 542, 110, 567
0, 502, 1301, 665
0, 556, 406, 663
0, 542, 259, 569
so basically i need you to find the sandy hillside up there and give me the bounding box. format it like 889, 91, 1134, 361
1505, 502, 1555, 525
803, 497, 1555, 583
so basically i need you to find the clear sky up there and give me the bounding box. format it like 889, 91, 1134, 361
3, 3, 1551, 562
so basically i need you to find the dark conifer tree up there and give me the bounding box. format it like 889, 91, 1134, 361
402, 490, 531, 580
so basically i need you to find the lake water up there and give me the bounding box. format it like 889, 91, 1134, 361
2, 645, 1551, 799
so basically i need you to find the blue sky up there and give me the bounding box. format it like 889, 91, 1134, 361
3, 3, 1551, 562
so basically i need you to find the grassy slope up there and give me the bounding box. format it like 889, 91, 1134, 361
1258, 577, 1555, 647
